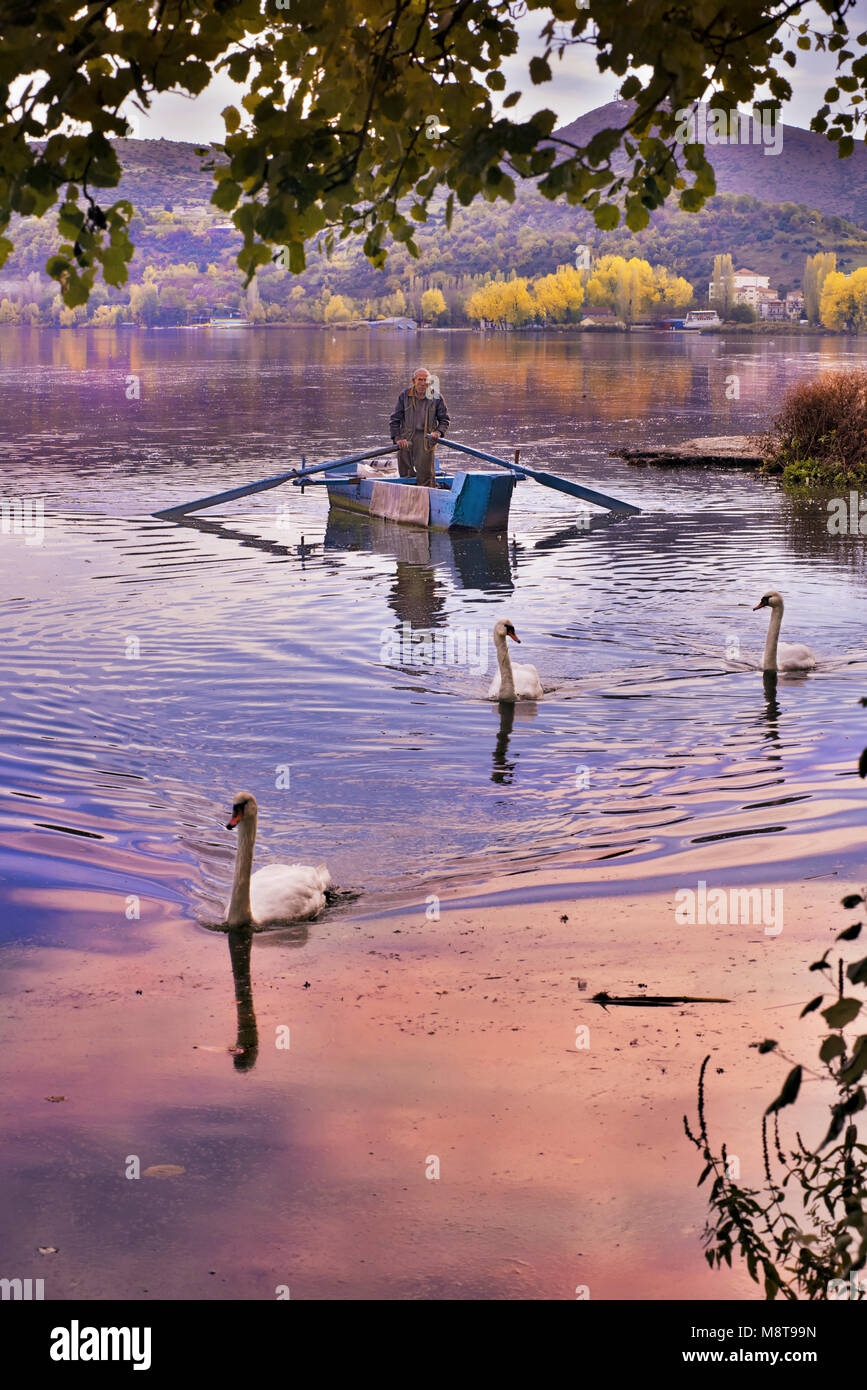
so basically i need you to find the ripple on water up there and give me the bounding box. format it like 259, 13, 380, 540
1, 330, 867, 945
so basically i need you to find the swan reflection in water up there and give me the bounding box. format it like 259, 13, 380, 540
491, 698, 538, 784
221, 919, 311, 1072
762, 670, 781, 729
226, 925, 258, 1071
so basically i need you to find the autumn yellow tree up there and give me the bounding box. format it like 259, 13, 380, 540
584, 255, 692, 323
651, 266, 694, 310
466, 276, 535, 329
421, 287, 447, 323
388, 287, 407, 318
129, 282, 159, 325
805, 252, 838, 324
324, 293, 353, 324
90, 303, 122, 326
532, 265, 584, 323
711, 254, 735, 315
585, 255, 642, 322
819, 267, 867, 332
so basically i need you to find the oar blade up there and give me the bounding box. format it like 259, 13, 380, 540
153, 446, 398, 520
434, 436, 640, 515
526, 468, 641, 515
153, 471, 297, 519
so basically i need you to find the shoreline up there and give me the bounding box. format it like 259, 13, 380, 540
0, 858, 846, 1300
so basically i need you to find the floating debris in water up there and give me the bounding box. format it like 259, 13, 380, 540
591, 991, 730, 1010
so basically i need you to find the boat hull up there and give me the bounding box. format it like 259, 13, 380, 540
325, 470, 514, 532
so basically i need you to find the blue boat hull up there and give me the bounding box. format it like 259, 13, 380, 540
325, 470, 514, 532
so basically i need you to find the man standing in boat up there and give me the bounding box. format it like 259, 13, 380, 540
390, 367, 450, 488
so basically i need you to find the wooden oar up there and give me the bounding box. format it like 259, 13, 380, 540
152, 446, 399, 519
433, 436, 640, 514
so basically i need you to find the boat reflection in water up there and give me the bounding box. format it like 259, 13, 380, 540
324, 509, 514, 596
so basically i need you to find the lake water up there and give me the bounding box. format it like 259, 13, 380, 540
1, 325, 867, 951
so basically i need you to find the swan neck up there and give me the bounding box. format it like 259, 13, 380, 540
228, 816, 256, 926
763, 605, 783, 671
495, 630, 515, 700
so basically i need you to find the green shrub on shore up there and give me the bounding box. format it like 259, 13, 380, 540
762, 369, 867, 483
778, 457, 867, 488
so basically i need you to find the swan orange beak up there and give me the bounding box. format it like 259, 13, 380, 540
509, 632, 521, 643
226, 813, 241, 829
753, 600, 766, 610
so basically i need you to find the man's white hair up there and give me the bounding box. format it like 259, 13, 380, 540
412, 366, 440, 399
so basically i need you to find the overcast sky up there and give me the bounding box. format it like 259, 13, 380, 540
121, 2, 867, 144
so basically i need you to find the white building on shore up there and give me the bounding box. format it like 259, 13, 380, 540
708, 267, 771, 307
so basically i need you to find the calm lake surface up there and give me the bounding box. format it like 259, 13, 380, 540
1, 326, 867, 949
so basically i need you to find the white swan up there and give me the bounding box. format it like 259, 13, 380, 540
753, 591, 816, 672
487, 619, 544, 701
225, 792, 332, 925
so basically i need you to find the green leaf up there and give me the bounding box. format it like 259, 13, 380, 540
841, 895, 863, 910
593, 203, 620, 230
679, 187, 705, 213
765, 1065, 802, 1115
212, 180, 241, 212
285, 241, 305, 274
822, 998, 862, 1029
757, 1040, 778, 1053
529, 57, 551, 85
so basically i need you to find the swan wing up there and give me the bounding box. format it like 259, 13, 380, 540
250, 862, 331, 923
487, 669, 502, 700
778, 642, 816, 670
513, 662, 544, 699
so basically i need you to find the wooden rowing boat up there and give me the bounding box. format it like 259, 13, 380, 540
318, 467, 515, 532
154, 436, 639, 528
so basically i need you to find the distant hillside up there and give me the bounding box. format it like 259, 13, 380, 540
3, 106, 867, 324
555, 99, 867, 227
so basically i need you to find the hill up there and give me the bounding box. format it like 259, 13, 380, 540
554, 99, 867, 228
2, 105, 867, 324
